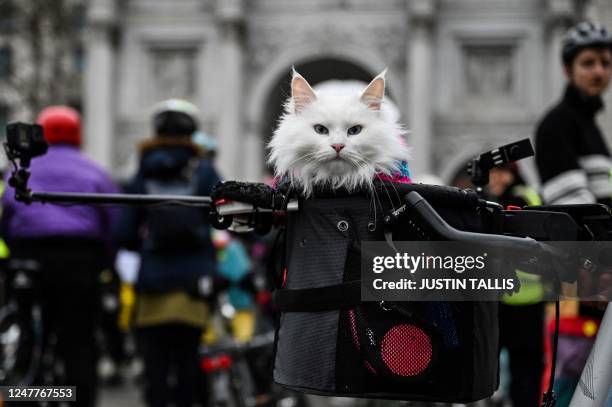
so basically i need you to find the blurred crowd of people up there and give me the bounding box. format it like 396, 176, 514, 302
0, 99, 281, 407
0, 19, 610, 407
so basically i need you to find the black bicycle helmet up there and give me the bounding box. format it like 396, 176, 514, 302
152, 99, 200, 136
562, 21, 612, 65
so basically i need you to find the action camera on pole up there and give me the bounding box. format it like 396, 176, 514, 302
2, 122, 214, 208
5, 122, 48, 168
3, 122, 49, 203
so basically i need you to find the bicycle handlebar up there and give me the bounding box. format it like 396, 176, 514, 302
405, 191, 539, 248
402, 191, 574, 282
29, 191, 212, 206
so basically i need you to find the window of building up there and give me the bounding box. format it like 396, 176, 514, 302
0, 105, 9, 142
463, 44, 515, 98
71, 4, 86, 31
0, 1, 16, 33
0, 47, 13, 79
73, 47, 85, 73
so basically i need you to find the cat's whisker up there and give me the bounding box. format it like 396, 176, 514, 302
366, 177, 378, 228
292, 151, 323, 165
371, 181, 385, 221
381, 172, 403, 206
343, 154, 374, 187
375, 174, 398, 212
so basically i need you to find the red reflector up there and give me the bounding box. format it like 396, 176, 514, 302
381, 324, 432, 377
218, 354, 233, 370
282, 267, 288, 288
201, 357, 217, 373
256, 291, 272, 305
506, 205, 522, 211
215, 199, 227, 205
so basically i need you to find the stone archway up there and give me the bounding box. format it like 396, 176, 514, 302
239, 39, 401, 181
256, 57, 390, 177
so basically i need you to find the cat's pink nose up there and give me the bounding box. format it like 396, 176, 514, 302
331, 144, 345, 153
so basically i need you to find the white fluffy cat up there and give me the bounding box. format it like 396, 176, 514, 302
268, 69, 409, 196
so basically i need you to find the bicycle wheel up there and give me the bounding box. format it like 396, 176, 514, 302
0, 303, 43, 385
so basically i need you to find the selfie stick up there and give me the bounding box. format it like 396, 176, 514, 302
3, 122, 213, 208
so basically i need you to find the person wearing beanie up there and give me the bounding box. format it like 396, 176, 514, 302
37, 105, 82, 146
114, 99, 221, 407
1, 105, 119, 407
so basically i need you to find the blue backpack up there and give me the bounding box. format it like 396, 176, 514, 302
143, 172, 209, 253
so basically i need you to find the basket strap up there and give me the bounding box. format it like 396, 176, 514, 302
273, 280, 362, 312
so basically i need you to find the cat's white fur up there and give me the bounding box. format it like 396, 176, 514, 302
268, 69, 409, 196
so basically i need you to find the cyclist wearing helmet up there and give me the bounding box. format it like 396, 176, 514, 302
535, 21, 612, 407
115, 99, 220, 407
536, 21, 612, 206
1, 106, 119, 407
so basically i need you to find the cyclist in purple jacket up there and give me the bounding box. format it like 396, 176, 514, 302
1, 106, 119, 407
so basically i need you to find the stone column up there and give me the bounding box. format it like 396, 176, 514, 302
242, 120, 265, 182
545, 0, 574, 102
84, 0, 115, 169
407, 0, 436, 177
215, 0, 244, 180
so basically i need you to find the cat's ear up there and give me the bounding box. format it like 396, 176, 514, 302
291, 68, 317, 114
360, 69, 387, 111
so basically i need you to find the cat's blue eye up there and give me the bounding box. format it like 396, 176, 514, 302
347, 125, 362, 136
313, 124, 329, 135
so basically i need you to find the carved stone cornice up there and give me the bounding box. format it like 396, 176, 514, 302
408, 0, 438, 28
246, 21, 406, 74
545, 0, 576, 28
215, 0, 245, 27
88, 0, 116, 29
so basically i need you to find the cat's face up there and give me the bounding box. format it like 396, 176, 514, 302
268, 69, 409, 196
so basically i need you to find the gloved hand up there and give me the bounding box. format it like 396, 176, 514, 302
211, 181, 287, 209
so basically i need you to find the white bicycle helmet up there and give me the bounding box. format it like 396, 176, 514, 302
152, 99, 200, 136
562, 21, 612, 65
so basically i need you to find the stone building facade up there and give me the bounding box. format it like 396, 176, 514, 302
64, 0, 612, 182
0, 0, 86, 140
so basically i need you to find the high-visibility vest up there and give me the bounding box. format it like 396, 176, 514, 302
0, 181, 9, 259
503, 185, 544, 306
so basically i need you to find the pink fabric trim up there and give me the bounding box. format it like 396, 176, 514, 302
272, 172, 412, 189
376, 172, 412, 184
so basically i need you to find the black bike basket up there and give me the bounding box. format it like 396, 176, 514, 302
272, 184, 500, 403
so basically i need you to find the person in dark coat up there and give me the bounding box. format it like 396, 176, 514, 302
115, 99, 220, 407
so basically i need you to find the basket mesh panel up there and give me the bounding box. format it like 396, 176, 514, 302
380, 324, 432, 377
275, 199, 361, 391
274, 311, 339, 390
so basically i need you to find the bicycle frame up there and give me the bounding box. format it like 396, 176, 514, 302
3, 131, 610, 406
